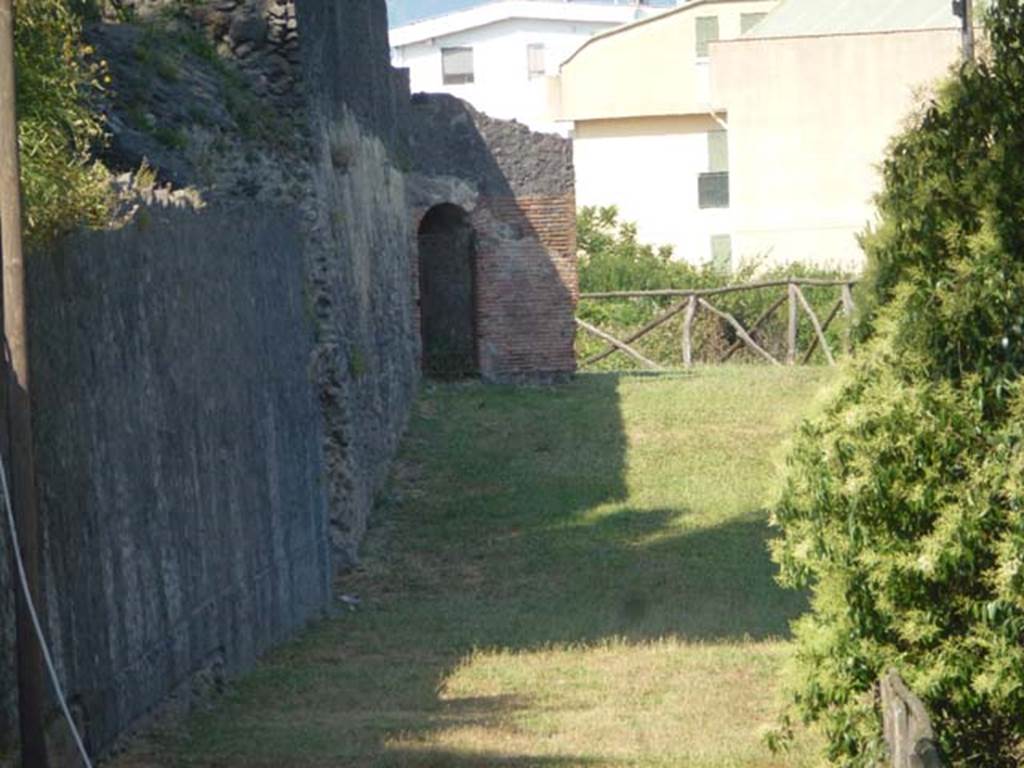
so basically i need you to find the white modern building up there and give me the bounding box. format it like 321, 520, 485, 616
711, 0, 963, 269
556, 0, 965, 270
389, 0, 670, 135
557, 0, 779, 267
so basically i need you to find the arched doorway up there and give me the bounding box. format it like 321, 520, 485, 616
417, 203, 478, 378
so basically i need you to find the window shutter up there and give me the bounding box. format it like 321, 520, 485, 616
695, 16, 719, 57
708, 131, 728, 173
527, 43, 546, 79
442, 47, 475, 84
710, 235, 733, 273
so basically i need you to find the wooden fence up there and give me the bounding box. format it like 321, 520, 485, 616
575, 277, 858, 370
880, 671, 945, 767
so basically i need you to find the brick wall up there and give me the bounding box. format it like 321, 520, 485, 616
473, 195, 578, 381
406, 94, 579, 383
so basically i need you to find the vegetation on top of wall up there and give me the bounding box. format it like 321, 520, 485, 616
575, 205, 853, 369
16, 0, 112, 242
769, 2, 1024, 764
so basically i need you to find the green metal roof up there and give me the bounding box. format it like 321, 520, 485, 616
746, 0, 959, 38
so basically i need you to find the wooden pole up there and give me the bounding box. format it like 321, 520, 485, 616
575, 318, 662, 370
800, 299, 843, 365
580, 277, 858, 300
841, 282, 855, 356
584, 299, 688, 366
793, 285, 836, 366
681, 294, 696, 368
720, 293, 786, 364
697, 298, 780, 366
786, 283, 798, 365
0, 2, 49, 765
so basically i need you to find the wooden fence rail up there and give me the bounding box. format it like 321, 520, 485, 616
576, 277, 858, 369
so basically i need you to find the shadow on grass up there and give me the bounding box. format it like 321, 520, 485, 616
374, 749, 607, 767
165, 371, 814, 767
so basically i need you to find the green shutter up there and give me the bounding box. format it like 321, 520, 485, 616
695, 16, 719, 57
708, 130, 728, 173
710, 235, 732, 274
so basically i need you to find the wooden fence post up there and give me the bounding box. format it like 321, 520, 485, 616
786, 283, 798, 365
793, 285, 836, 366
682, 294, 697, 368
841, 282, 855, 356
880, 671, 945, 767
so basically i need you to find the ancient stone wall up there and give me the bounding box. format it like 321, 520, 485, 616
0, 0, 578, 759
406, 95, 578, 382
296, 0, 419, 568
25, 204, 328, 757
1, 0, 421, 759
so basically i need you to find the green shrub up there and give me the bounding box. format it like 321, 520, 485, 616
16, 0, 111, 242
575, 206, 853, 369
771, 3, 1024, 764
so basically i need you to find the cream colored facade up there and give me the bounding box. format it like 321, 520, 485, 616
558, 0, 779, 266
573, 115, 732, 264
560, 0, 778, 121
712, 28, 961, 269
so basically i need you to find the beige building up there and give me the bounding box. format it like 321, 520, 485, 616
712, 0, 963, 269
558, 0, 780, 268
558, 0, 966, 270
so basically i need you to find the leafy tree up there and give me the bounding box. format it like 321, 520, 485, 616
771, 2, 1024, 764
15, 0, 110, 242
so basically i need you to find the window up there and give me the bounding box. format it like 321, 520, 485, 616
695, 16, 719, 58
740, 12, 768, 34
707, 130, 728, 173
442, 46, 474, 85
710, 235, 733, 273
699, 131, 730, 208
527, 43, 546, 80
699, 174, 730, 208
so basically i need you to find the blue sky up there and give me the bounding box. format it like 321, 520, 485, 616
387, 0, 676, 27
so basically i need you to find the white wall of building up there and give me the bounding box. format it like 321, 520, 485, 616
391, 2, 664, 135
393, 17, 613, 134
574, 115, 733, 266
712, 28, 962, 270
559, 0, 778, 268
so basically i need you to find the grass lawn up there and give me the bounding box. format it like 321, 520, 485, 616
114, 366, 835, 767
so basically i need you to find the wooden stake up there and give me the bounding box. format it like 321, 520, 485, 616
841, 282, 855, 355
793, 285, 835, 366
681, 294, 697, 368
0, 2, 49, 764
584, 299, 688, 366
721, 293, 786, 364
801, 299, 843, 365
575, 318, 662, 370
786, 283, 798, 365
697, 298, 780, 366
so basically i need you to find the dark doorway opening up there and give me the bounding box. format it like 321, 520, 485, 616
417, 203, 478, 379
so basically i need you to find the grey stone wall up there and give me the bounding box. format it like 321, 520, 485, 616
407, 93, 573, 199
22, 204, 330, 754
0, 0, 575, 757
296, 0, 419, 569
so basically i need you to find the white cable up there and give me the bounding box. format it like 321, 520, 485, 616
2, 450, 93, 768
